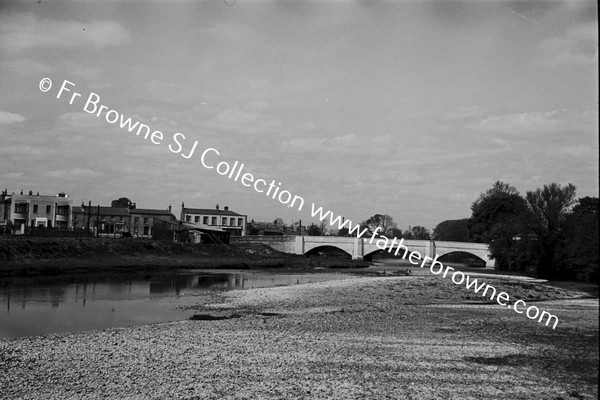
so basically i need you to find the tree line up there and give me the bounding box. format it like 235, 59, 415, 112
433, 181, 598, 281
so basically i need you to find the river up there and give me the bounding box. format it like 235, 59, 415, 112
0, 270, 352, 338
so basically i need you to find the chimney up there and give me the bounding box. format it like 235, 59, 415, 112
224, 206, 229, 211
168, 204, 172, 212
29, 190, 33, 195
20, 189, 23, 195
216, 204, 219, 211
36, 191, 39, 196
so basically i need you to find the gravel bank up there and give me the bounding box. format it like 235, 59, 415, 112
1, 275, 597, 399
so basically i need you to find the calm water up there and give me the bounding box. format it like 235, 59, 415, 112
0, 270, 350, 338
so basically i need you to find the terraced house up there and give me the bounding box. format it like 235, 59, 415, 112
72, 204, 176, 238
0, 189, 73, 232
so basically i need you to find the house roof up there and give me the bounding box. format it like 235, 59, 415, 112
183, 207, 244, 217
130, 208, 174, 216
73, 206, 130, 216
182, 222, 227, 233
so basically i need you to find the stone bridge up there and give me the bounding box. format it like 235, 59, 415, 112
232, 236, 494, 268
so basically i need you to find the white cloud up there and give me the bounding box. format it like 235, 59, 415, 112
45, 168, 104, 179
201, 108, 282, 135
0, 13, 132, 52
0, 111, 26, 124
0, 58, 57, 76
469, 109, 597, 136
539, 21, 598, 66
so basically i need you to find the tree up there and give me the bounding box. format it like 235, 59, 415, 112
360, 214, 398, 237
525, 183, 577, 278
337, 227, 349, 237
307, 223, 324, 236
433, 219, 470, 241
526, 183, 577, 236
111, 197, 133, 208
410, 225, 431, 240
558, 197, 599, 281
468, 182, 536, 271
273, 218, 284, 226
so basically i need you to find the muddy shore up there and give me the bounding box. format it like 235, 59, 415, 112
1, 272, 597, 400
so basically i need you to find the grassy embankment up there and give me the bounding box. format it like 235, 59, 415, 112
0, 237, 369, 277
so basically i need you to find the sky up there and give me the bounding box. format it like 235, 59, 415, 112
0, 0, 598, 232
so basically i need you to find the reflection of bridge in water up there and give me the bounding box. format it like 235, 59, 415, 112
233, 236, 495, 268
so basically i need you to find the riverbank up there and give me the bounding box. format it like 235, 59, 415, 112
0, 237, 369, 277
1, 273, 597, 399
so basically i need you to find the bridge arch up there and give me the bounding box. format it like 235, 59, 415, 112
304, 245, 352, 259
436, 251, 487, 267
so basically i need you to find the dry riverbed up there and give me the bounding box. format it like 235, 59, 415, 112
1, 274, 598, 400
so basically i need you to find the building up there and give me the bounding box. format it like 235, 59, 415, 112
0, 189, 73, 232
73, 204, 175, 238
73, 205, 131, 236
180, 203, 247, 237
130, 207, 176, 237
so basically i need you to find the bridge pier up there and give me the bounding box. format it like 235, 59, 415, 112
295, 236, 305, 255
352, 238, 363, 260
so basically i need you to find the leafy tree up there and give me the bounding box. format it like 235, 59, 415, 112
433, 219, 470, 241
526, 183, 577, 236
410, 225, 431, 240
273, 218, 284, 226
111, 197, 133, 208
307, 223, 324, 236
558, 197, 599, 281
525, 183, 577, 278
468, 181, 535, 271
402, 229, 413, 239
360, 214, 398, 237
337, 227, 349, 237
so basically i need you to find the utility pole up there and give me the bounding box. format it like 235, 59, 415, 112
96, 205, 100, 237
86, 200, 91, 235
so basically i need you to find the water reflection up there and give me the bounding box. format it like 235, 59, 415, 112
0, 270, 348, 338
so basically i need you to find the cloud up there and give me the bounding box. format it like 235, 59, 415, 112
539, 21, 598, 66
0, 144, 56, 157
200, 108, 282, 135
45, 168, 104, 179
0, 58, 57, 76
469, 109, 597, 136
0, 111, 26, 124
0, 12, 132, 52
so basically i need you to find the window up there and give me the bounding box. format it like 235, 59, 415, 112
230, 219, 235, 226
134, 216, 140, 224
120, 217, 124, 222
238, 218, 243, 226
203, 216, 208, 224
211, 217, 217, 225
14, 203, 27, 213
111, 217, 116, 222
57, 206, 69, 216
195, 216, 200, 222
46, 205, 51, 214
143, 217, 149, 225
33, 204, 38, 213
186, 215, 191, 222
222, 217, 227, 225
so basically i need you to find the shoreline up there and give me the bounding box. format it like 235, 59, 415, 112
0, 237, 370, 277
1, 273, 597, 399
